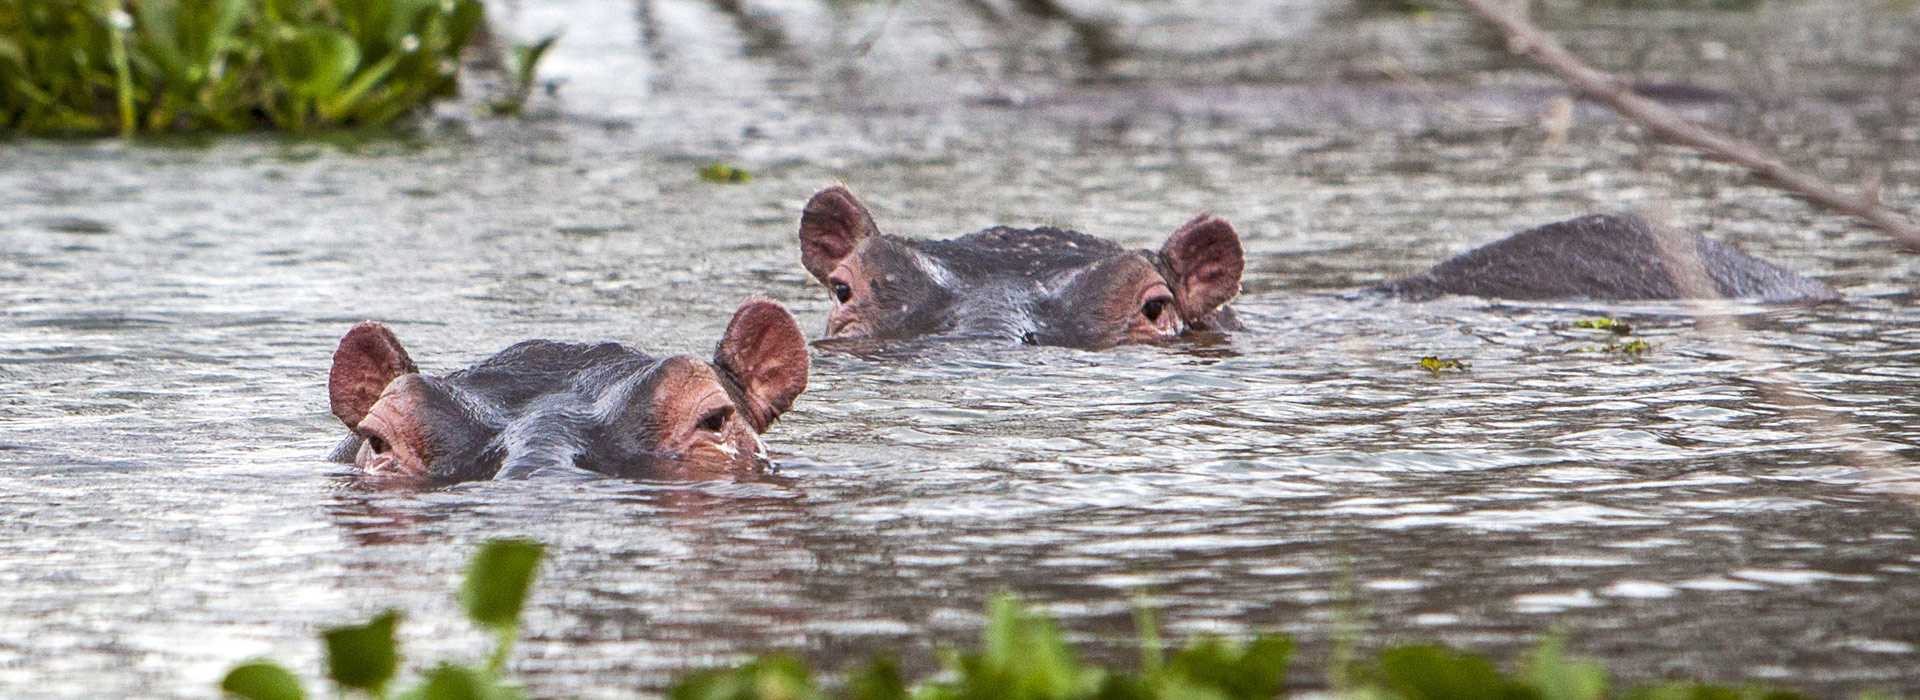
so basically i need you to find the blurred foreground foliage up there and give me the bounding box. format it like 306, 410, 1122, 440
671, 594, 1874, 700
1353, 0, 1770, 16
220, 538, 543, 700
0, 0, 549, 136
219, 541, 1888, 700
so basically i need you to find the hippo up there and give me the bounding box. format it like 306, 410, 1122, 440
797, 186, 1246, 348
794, 187, 1834, 347
1374, 213, 1838, 303
325, 298, 809, 483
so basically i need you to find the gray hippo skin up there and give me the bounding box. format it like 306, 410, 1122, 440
797, 186, 1246, 348
325, 299, 809, 484
1375, 213, 1838, 303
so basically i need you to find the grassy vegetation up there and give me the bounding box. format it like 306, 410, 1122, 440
0, 0, 545, 136
220, 540, 1886, 700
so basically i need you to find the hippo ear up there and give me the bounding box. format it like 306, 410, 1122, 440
714, 298, 810, 432
329, 321, 419, 429
799, 185, 880, 284
1159, 215, 1244, 321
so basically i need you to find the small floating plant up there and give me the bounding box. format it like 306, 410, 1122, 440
1572, 318, 1653, 360
700, 163, 754, 184
1417, 356, 1471, 376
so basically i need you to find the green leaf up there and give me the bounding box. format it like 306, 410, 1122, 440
219, 660, 305, 700
323, 609, 402, 694
397, 663, 527, 700
1625, 685, 1810, 700
668, 654, 823, 700
1161, 635, 1292, 700
699, 163, 753, 184
443, 0, 485, 56
462, 538, 545, 629
1373, 644, 1536, 700
265, 25, 360, 99
846, 657, 909, 700
263, 0, 309, 23
1526, 636, 1608, 700
958, 594, 1102, 699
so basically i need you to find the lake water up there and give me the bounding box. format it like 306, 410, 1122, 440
3, 0, 1918, 697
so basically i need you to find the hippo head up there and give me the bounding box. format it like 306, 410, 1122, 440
797, 186, 1244, 348
326, 299, 809, 483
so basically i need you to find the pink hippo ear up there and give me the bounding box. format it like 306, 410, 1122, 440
329, 322, 419, 429
713, 298, 810, 432
799, 185, 880, 284
1159, 214, 1245, 322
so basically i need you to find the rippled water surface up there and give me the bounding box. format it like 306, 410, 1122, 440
4, 1, 1920, 697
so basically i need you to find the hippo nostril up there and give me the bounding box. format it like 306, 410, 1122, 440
1021, 331, 1038, 345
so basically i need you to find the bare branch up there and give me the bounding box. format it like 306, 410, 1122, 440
1454, 0, 1920, 250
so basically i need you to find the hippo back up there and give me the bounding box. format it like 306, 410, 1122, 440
1374, 214, 1838, 303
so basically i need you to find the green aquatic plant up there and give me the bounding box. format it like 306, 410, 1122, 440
0, 0, 546, 136
1571, 318, 1653, 359
1572, 318, 1634, 336
1417, 356, 1471, 376
701, 162, 754, 184
218, 538, 544, 700
486, 33, 558, 117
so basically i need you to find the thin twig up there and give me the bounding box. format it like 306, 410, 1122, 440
1454, 0, 1920, 250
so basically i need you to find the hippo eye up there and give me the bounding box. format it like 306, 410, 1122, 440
830, 280, 852, 304
1141, 297, 1170, 323
696, 405, 733, 433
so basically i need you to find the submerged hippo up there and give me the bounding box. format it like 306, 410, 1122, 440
795, 187, 1834, 347
326, 299, 809, 483
798, 186, 1245, 348
1374, 213, 1838, 303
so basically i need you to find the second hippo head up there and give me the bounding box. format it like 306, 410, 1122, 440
797, 186, 1246, 349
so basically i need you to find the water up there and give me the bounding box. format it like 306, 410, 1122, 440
3, 0, 1919, 697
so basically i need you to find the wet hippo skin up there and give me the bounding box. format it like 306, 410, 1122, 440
797, 185, 1246, 348
325, 298, 809, 484
1375, 213, 1839, 303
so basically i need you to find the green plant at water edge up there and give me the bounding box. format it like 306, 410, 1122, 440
0, 0, 549, 136
218, 538, 544, 700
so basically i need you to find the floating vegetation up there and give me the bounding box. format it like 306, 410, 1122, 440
0, 0, 552, 136
219, 539, 543, 700
1572, 318, 1634, 336
218, 540, 1860, 700
1418, 356, 1470, 376
1571, 318, 1653, 359
1610, 338, 1653, 357
700, 163, 754, 184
